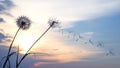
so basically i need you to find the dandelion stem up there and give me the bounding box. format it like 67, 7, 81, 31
17, 26, 51, 67
3, 27, 21, 68
16, 46, 19, 68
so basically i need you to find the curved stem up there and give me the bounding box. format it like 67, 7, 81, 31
3, 27, 21, 68
17, 26, 51, 67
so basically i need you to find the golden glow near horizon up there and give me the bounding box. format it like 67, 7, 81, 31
15, 35, 35, 53
13, 30, 96, 64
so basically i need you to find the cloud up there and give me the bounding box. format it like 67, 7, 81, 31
0, 30, 12, 44
25, 31, 98, 67
81, 32, 94, 39
0, 18, 5, 23
0, 0, 15, 12
10, 0, 120, 29
0, 32, 6, 42
0, 0, 15, 23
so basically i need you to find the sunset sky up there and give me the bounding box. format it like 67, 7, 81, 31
0, 0, 120, 68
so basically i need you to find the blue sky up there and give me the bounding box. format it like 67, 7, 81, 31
69, 12, 120, 46
0, 0, 120, 68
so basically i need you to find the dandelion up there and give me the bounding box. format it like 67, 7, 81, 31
48, 18, 60, 28
16, 16, 31, 30
17, 18, 60, 67
3, 16, 31, 68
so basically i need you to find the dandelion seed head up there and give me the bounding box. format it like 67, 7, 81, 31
48, 18, 60, 28
16, 16, 31, 30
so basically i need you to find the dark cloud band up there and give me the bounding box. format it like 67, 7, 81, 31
0, 0, 15, 23
0, 18, 5, 23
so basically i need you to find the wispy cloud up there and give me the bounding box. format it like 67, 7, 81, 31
0, 30, 12, 44
0, 0, 15, 13
0, 0, 15, 23
10, 0, 120, 29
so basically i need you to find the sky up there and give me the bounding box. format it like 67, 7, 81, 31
0, 0, 120, 68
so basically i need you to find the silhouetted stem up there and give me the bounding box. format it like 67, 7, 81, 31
17, 26, 51, 68
3, 27, 21, 68
16, 46, 19, 68
7, 59, 11, 68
